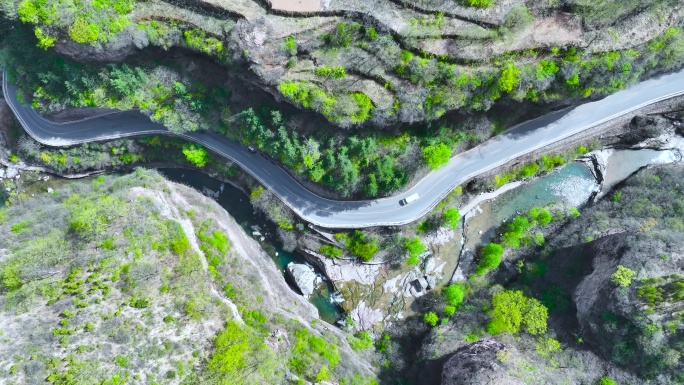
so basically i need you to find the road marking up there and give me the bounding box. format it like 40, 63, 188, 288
490, 148, 503, 154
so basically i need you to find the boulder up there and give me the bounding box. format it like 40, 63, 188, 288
5, 167, 18, 179
286, 263, 320, 299
441, 340, 522, 385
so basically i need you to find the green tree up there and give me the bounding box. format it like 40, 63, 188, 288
422, 143, 452, 170
34, 27, 56, 49
487, 290, 548, 336
443, 284, 466, 307
477, 243, 504, 275
182, 144, 209, 167
498, 63, 521, 93
442, 207, 460, 229
69, 18, 100, 43
611, 265, 636, 287
424, 312, 439, 327
346, 231, 379, 262
599, 378, 617, 385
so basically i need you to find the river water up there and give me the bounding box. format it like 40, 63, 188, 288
157, 168, 342, 324
464, 148, 679, 249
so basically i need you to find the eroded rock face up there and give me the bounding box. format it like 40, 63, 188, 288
441, 340, 522, 385
286, 262, 320, 299
622, 115, 671, 144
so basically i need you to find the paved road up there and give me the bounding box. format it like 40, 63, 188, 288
4, 70, 684, 228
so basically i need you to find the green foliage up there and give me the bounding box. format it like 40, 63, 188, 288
374, 333, 390, 352
501, 215, 532, 248
18, 0, 132, 44
289, 328, 340, 382
345, 231, 379, 262
34, 27, 56, 49
498, 63, 521, 93
443, 284, 466, 307
599, 378, 617, 385
404, 237, 427, 262
476, 243, 504, 275
184, 30, 224, 58
278, 81, 338, 121
566, 74, 580, 86
348, 331, 373, 351
422, 143, 452, 170
284, 36, 297, 56
612, 191, 622, 202
315, 66, 346, 79
535, 60, 559, 80
535, 337, 561, 359
461, 0, 493, 8
325, 22, 361, 47
611, 265, 636, 287
350, 92, 374, 123
65, 193, 128, 240
423, 311, 439, 327
319, 245, 343, 258
442, 207, 460, 229
444, 305, 456, 317
182, 144, 209, 168
487, 290, 548, 336
528, 207, 552, 226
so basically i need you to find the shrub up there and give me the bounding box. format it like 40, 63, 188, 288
444, 305, 456, 317
599, 378, 617, 385
477, 243, 504, 275
348, 331, 373, 351
498, 63, 521, 93
442, 208, 460, 229
345, 231, 379, 262
461, 0, 493, 8
528, 207, 552, 226
182, 144, 209, 167
611, 265, 636, 287
315, 66, 346, 79
424, 312, 439, 327
404, 237, 427, 260
422, 143, 452, 170
487, 290, 548, 336
319, 245, 343, 258
443, 284, 466, 307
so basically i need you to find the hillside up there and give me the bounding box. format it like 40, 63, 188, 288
0, 169, 376, 384
1, 0, 684, 197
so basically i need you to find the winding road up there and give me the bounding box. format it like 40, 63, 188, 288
4, 70, 684, 228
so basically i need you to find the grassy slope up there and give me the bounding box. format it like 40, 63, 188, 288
0, 169, 376, 384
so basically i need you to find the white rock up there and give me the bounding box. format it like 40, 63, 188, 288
5, 167, 18, 179
47, 188, 54, 194
0, 169, 4, 179
286, 263, 320, 299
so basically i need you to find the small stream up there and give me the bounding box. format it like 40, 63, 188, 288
157, 168, 342, 324
464, 148, 680, 249
465, 162, 599, 248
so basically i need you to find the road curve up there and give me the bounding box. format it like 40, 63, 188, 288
4, 70, 684, 228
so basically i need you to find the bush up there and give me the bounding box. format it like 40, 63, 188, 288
182, 144, 209, 168
424, 312, 439, 327
345, 231, 379, 262
487, 290, 548, 336
422, 143, 452, 170
444, 305, 456, 317
319, 245, 343, 258
461, 0, 493, 8
611, 265, 636, 287
442, 208, 460, 229
599, 378, 617, 385
348, 331, 373, 351
404, 237, 427, 260
443, 284, 466, 307
476, 243, 504, 275
498, 63, 521, 93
